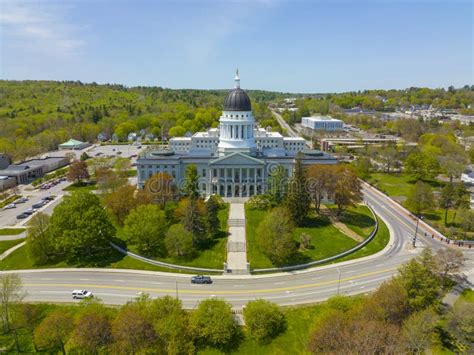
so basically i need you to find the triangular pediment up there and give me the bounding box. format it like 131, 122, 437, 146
209, 152, 264, 166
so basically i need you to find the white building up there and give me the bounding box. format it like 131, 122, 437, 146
301, 116, 344, 131
137, 72, 337, 198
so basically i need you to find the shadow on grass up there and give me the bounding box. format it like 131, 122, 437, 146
339, 209, 375, 229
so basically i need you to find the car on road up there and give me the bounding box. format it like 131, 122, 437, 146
15, 197, 28, 203
16, 213, 28, 219
42, 196, 55, 201
72, 290, 93, 299
24, 208, 35, 215
191, 275, 213, 284
3, 203, 16, 210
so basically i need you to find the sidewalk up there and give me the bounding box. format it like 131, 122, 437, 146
226, 203, 249, 274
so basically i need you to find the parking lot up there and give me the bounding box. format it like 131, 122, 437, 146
86, 144, 143, 164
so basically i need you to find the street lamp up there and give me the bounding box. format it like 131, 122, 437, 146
413, 215, 423, 247
336, 268, 342, 295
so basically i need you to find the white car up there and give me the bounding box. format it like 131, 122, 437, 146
3, 203, 16, 210
72, 289, 93, 299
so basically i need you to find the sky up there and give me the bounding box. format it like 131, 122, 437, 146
0, 0, 472, 93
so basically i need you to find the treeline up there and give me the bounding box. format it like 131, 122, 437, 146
0, 80, 286, 162
0, 247, 470, 353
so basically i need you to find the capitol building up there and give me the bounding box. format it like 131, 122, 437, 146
137, 72, 337, 198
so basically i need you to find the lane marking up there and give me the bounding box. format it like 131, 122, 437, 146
23, 267, 397, 295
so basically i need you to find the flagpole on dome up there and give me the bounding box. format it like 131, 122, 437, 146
234, 68, 240, 88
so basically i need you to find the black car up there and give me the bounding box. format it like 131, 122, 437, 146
32, 202, 46, 209
191, 275, 212, 284
42, 196, 55, 201
16, 213, 28, 219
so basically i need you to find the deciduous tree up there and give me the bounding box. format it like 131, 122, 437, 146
26, 212, 55, 264
103, 184, 141, 225
165, 223, 195, 257
123, 204, 167, 255
405, 180, 434, 216
402, 308, 438, 353
144, 172, 176, 208
256, 207, 297, 265
332, 165, 362, 216
34, 311, 74, 355
71, 309, 112, 353
243, 299, 286, 343
0, 274, 25, 333
67, 159, 90, 183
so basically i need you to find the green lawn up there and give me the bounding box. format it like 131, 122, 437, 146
63, 181, 97, 192
0, 242, 204, 274
0, 228, 26, 235
0, 238, 25, 254
246, 205, 378, 269
328, 204, 376, 239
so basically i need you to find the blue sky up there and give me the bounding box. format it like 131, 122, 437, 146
0, 0, 472, 92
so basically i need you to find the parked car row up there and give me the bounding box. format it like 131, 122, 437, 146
16, 196, 55, 219
2, 197, 29, 210
40, 177, 66, 190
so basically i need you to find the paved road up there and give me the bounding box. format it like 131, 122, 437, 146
8, 183, 473, 309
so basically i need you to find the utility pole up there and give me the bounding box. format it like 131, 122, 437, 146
337, 268, 342, 295
413, 215, 422, 247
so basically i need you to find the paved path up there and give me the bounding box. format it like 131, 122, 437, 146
226, 203, 249, 274
0, 241, 26, 261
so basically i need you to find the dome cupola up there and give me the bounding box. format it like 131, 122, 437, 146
223, 69, 251, 111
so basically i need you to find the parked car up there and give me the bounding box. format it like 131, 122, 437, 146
42, 196, 55, 201
16, 213, 28, 219
3, 203, 16, 210
72, 290, 93, 299
15, 197, 28, 203
24, 208, 35, 215
32, 202, 46, 209
191, 275, 213, 284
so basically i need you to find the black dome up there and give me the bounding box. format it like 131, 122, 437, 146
223, 88, 251, 111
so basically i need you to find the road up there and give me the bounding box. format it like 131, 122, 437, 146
2, 135, 473, 309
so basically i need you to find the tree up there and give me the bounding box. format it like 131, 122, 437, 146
112, 305, 157, 353
80, 152, 90, 161
446, 299, 474, 349
439, 183, 455, 225
377, 145, 399, 173
15, 304, 42, 352
67, 159, 89, 183
190, 298, 239, 349
434, 248, 464, 284
26, 212, 54, 264
114, 157, 131, 178
0, 274, 25, 333
397, 256, 441, 312
268, 165, 288, 204
48, 191, 115, 260
452, 182, 469, 222
71, 308, 112, 353
182, 197, 206, 245
402, 308, 438, 353
331, 165, 362, 216
285, 155, 310, 226
165, 223, 195, 257
183, 164, 200, 199
405, 181, 434, 216
144, 172, 176, 207
256, 207, 297, 265
205, 195, 221, 236
243, 299, 286, 343
34, 311, 74, 355
123, 204, 167, 255
104, 184, 141, 225
306, 165, 332, 213
150, 296, 195, 354
404, 151, 439, 181
439, 152, 467, 183
354, 156, 372, 179
96, 167, 127, 194
458, 208, 474, 237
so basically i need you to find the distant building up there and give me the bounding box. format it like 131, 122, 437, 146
344, 107, 377, 116
461, 171, 474, 185
0, 153, 11, 170
97, 133, 109, 142
128, 132, 138, 142
0, 157, 69, 184
58, 139, 90, 150
301, 116, 344, 131
0, 176, 16, 192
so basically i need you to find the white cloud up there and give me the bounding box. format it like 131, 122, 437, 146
0, 0, 86, 57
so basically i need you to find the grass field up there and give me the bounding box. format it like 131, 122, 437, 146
0, 238, 25, 254
246, 204, 376, 269
63, 181, 97, 192
0, 228, 26, 235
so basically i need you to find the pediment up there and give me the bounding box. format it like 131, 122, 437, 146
209, 152, 264, 166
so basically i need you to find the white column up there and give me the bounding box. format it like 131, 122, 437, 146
239, 168, 242, 197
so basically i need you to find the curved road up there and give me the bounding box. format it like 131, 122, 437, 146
5, 184, 472, 309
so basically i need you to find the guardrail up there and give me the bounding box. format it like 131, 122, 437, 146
252, 204, 380, 273
110, 242, 223, 273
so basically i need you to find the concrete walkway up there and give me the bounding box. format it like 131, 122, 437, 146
226, 203, 249, 274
